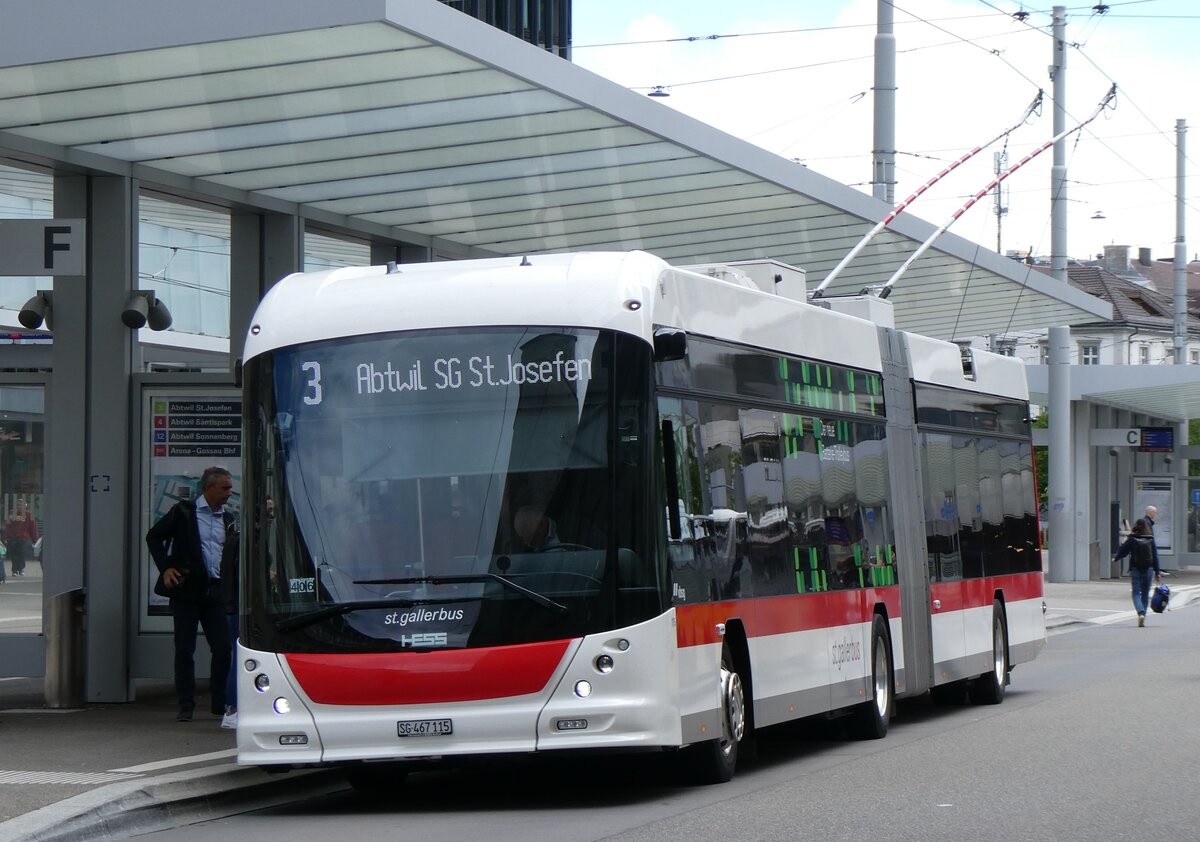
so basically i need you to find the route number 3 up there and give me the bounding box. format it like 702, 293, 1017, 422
302, 361, 322, 405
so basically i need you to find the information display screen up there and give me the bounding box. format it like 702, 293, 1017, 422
1139, 426, 1174, 452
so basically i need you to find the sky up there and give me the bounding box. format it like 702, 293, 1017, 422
571, 0, 1199, 266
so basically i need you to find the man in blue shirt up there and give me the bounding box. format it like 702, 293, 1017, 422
147, 466, 238, 722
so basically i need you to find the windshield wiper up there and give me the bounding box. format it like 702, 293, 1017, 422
352, 573, 568, 615
274, 595, 459, 634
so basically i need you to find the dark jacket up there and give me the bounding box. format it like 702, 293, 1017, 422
146, 499, 238, 604
1115, 533, 1160, 574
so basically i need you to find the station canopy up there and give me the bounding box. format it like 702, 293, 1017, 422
0, 0, 1111, 341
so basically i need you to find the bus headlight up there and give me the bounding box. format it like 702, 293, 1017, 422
594, 654, 615, 674
273, 697, 291, 715
254, 674, 271, 693
574, 680, 593, 698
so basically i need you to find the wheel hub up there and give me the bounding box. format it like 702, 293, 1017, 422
721, 667, 746, 747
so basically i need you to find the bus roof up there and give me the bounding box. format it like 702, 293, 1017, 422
244, 251, 1023, 400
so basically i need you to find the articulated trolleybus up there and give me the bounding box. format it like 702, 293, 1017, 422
237, 250, 1044, 787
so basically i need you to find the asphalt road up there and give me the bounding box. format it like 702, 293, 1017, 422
146, 610, 1200, 841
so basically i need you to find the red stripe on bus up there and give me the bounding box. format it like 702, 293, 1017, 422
676, 586, 903, 647
284, 639, 572, 705
930, 572, 1043, 612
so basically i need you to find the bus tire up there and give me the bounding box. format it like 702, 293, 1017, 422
848, 614, 893, 740
345, 763, 408, 796
969, 601, 1008, 705
688, 646, 745, 784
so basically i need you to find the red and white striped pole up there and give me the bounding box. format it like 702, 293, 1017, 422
878, 84, 1116, 298
812, 90, 1044, 298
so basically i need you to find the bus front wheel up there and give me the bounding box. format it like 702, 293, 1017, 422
688, 647, 745, 784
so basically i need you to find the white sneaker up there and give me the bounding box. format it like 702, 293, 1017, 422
221, 710, 238, 729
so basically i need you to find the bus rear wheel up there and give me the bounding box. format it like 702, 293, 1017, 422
968, 601, 1008, 705
688, 647, 745, 784
848, 615, 893, 740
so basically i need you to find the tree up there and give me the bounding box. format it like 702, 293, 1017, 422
1033, 411, 1048, 509
1191, 418, 1200, 477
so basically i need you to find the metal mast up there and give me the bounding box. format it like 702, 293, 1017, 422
1174, 119, 1188, 364
871, 0, 897, 203
1050, 6, 1068, 282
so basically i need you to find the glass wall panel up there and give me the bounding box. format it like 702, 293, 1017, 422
0, 385, 45, 633
1188, 478, 1200, 554
139, 195, 231, 339
0, 164, 53, 328
304, 231, 370, 271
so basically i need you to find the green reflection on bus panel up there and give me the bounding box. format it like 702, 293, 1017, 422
778, 357, 882, 418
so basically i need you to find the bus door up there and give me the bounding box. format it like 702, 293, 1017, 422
879, 328, 933, 696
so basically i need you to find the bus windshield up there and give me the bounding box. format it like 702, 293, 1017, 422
243, 327, 659, 653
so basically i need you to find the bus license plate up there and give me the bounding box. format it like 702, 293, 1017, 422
397, 718, 453, 737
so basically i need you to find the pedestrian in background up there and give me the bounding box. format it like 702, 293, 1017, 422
1143, 503, 1163, 575
147, 467, 237, 722
2, 499, 39, 579
1144, 505, 1161, 563
1114, 518, 1161, 627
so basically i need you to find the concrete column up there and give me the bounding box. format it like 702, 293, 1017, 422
370, 242, 399, 266
229, 212, 303, 369
1047, 326, 1073, 581
30, 176, 92, 688
1096, 405, 1119, 576
47, 176, 88, 603
1071, 402, 1093, 579
228, 213, 260, 373
399, 242, 433, 264
1174, 419, 1187, 564
85, 176, 139, 701
263, 214, 303, 288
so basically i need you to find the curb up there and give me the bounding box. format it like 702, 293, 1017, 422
1044, 584, 1200, 632
0, 765, 345, 842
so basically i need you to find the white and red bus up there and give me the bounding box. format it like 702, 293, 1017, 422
236, 250, 1044, 787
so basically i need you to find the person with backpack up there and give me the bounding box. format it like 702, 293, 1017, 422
1114, 518, 1161, 627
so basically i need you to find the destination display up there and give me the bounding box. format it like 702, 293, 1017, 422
152, 400, 242, 453
280, 329, 598, 412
